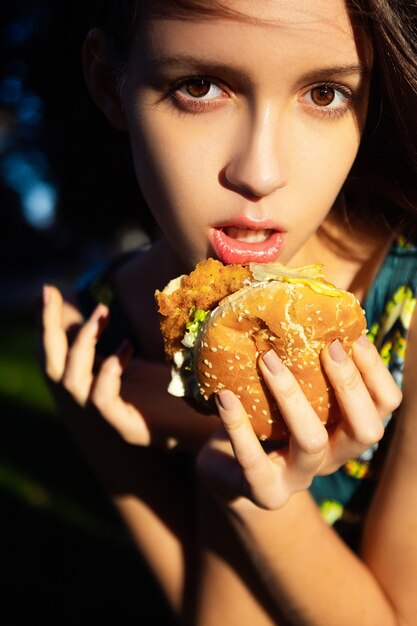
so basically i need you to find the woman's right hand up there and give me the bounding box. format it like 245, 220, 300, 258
41, 285, 219, 452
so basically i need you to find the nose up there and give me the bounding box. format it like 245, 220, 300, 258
222, 103, 288, 199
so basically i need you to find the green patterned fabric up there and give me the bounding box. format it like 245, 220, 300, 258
310, 237, 417, 547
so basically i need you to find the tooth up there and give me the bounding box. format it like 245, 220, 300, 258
224, 227, 272, 243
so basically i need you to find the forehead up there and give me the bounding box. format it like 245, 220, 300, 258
131, 0, 371, 78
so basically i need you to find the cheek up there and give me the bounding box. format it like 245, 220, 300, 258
129, 112, 220, 222
295, 120, 361, 201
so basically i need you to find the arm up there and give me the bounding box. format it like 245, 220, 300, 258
40, 285, 218, 617
361, 312, 417, 623
196, 335, 413, 625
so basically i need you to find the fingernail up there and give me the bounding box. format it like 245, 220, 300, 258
215, 390, 236, 411
43, 284, 51, 306
262, 349, 285, 374
88, 304, 109, 337
356, 333, 370, 348
329, 339, 347, 362
91, 303, 108, 322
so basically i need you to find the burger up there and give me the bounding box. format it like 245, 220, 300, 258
155, 258, 367, 441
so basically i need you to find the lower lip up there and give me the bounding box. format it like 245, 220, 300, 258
211, 228, 284, 265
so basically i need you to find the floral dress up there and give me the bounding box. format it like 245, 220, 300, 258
310, 236, 417, 548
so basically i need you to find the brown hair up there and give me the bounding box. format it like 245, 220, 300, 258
88, 0, 417, 234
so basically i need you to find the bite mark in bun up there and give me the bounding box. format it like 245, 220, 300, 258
155, 259, 367, 441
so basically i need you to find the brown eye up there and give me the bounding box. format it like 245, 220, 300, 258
185, 79, 212, 98
310, 85, 335, 107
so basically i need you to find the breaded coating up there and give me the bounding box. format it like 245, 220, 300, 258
155, 258, 252, 357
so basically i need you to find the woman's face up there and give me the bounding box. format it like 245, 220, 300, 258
120, 0, 371, 272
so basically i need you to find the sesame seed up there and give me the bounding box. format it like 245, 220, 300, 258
297, 364, 303, 370
211, 347, 218, 352
308, 383, 313, 388
262, 411, 268, 416
267, 418, 274, 423
228, 366, 234, 371
211, 374, 217, 380
252, 405, 257, 411
226, 359, 233, 364
316, 310, 321, 315
260, 435, 267, 441
204, 372, 211, 378
244, 309, 250, 315
254, 398, 260, 403
238, 316, 243, 322
203, 359, 209, 365
237, 386, 243, 392
204, 383, 210, 388
235, 355, 240, 360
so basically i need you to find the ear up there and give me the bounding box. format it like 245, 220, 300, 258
82, 28, 127, 131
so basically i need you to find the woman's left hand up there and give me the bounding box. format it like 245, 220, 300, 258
197, 336, 402, 510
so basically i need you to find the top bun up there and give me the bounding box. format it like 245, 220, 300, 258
156, 259, 367, 441
194, 272, 366, 441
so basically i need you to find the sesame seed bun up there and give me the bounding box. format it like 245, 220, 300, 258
156, 259, 367, 441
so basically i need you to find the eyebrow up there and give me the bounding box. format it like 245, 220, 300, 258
148, 54, 370, 82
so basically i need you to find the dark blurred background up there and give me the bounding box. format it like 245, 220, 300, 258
0, 2, 175, 623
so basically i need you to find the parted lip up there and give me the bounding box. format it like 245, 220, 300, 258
210, 226, 284, 265
212, 214, 284, 231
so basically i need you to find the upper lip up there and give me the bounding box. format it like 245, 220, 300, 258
213, 214, 284, 231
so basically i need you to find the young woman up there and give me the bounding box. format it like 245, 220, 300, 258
42, 1, 417, 623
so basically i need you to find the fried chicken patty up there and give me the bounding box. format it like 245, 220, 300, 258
155, 258, 251, 357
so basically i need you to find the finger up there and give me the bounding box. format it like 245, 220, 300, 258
215, 390, 286, 506
62, 303, 109, 405
42, 285, 69, 382
321, 340, 385, 450
352, 335, 403, 416
91, 344, 151, 445
259, 351, 328, 484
